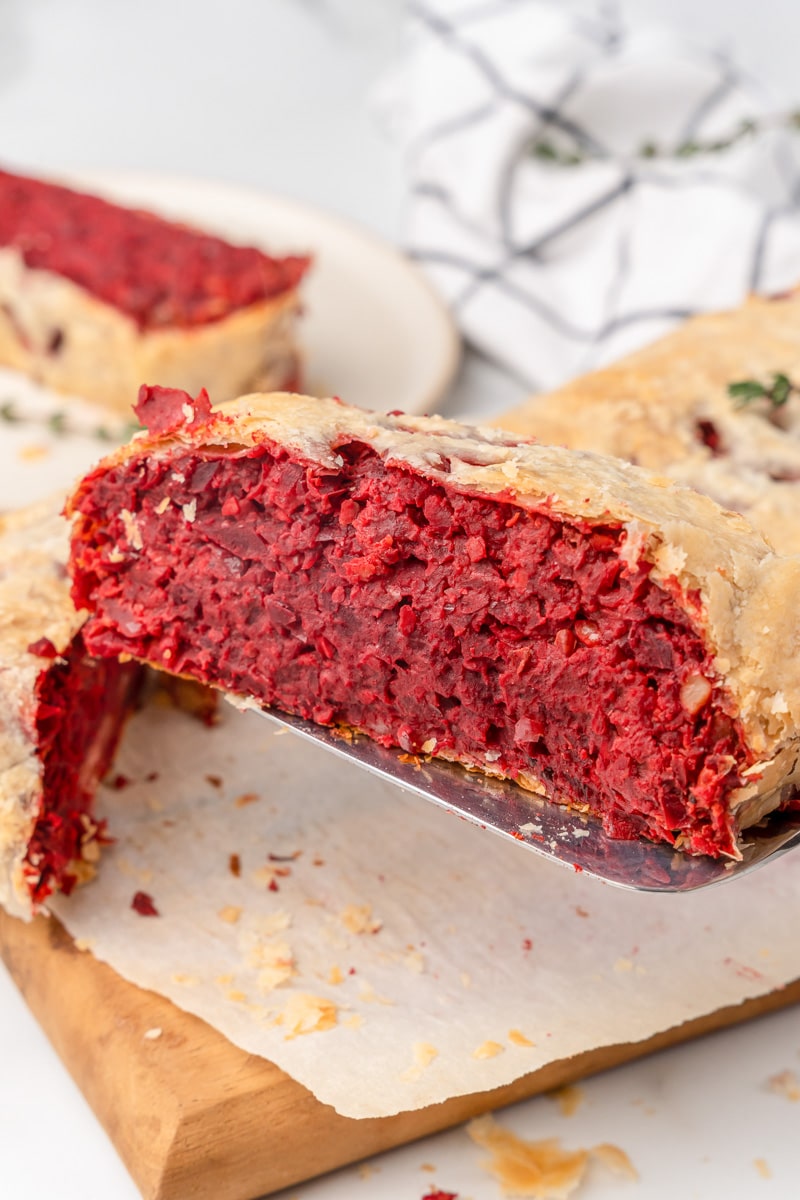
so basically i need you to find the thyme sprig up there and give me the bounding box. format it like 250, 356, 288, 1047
530, 110, 800, 167
0, 398, 141, 443
727, 373, 798, 410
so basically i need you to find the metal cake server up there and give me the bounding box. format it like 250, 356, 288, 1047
256, 707, 800, 893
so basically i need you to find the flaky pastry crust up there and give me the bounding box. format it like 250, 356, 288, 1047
0, 497, 86, 918
498, 290, 800, 555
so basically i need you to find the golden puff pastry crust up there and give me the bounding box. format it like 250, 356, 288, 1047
499, 290, 800, 554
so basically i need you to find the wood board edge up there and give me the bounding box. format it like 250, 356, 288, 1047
2, 909, 799, 1199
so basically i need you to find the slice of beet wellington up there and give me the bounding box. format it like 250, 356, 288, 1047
0, 498, 142, 918
0, 167, 310, 415
67, 388, 800, 859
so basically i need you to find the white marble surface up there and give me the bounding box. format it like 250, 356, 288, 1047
2, 2, 800, 1198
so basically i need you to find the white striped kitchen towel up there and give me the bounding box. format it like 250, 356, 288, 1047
379, 0, 800, 390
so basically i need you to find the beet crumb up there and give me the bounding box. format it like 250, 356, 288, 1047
425, 1191, 458, 1199
109, 773, 130, 790
695, 419, 723, 455
27, 636, 59, 659
134, 384, 213, 437
131, 890, 159, 916
229, 853, 241, 877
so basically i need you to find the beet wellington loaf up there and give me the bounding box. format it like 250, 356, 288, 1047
0, 168, 309, 412
0, 498, 141, 918
67, 388, 800, 859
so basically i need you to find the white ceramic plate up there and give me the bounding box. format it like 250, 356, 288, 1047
71, 170, 461, 415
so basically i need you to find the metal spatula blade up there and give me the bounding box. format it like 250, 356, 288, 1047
255, 708, 800, 893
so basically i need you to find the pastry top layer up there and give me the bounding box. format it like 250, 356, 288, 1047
0, 169, 310, 331
0, 496, 85, 919
498, 289, 800, 555
74, 391, 800, 761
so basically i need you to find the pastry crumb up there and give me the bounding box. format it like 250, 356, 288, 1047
115, 856, 154, 885
279, 993, 338, 1039
218, 905, 242, 925
509, 1029, 535, 1048
250, 910, 292, 937
548, 1084, 584, 1117
172, 972, 200, 986
460, 972, 472, 988
754, 1157, 772, 1179
473, 1040, 504, 1060
340, 903, 383, 935
766, 1069, 800, 1101
343, 1013, 364, 1030
591, 1143, 637, 1180
358, 980, 394, 1005
19, 443, 50, 462
468, 1114, 636, 1198
613, 958, 633, 973
235, 791, 260, 808
73, 937, 95, 953
401, 1041, 439, 1081
240, 931, 296, 991
403, 948, 426, 973
328, 964, 344, 985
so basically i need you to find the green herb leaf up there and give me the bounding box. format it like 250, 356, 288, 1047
770, 372, 792, 406
47, 411, 68, 436
0, 401, 19, 423
532, 140, 559, 161
727, 380, 768, 403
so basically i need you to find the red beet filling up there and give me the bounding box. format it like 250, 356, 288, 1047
69, 442, 751, 858
24, 634, 141, 905
0, 169, 309, 330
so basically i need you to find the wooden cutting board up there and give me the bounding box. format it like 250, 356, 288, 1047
2, 909, 800, 1200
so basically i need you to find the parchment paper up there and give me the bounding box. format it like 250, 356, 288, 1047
50, 700, 800, 1119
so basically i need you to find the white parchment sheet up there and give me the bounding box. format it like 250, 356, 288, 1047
52, 701, 800, 1119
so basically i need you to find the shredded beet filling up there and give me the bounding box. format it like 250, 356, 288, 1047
70, 442, 750, 857
24, 634, 140, 904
